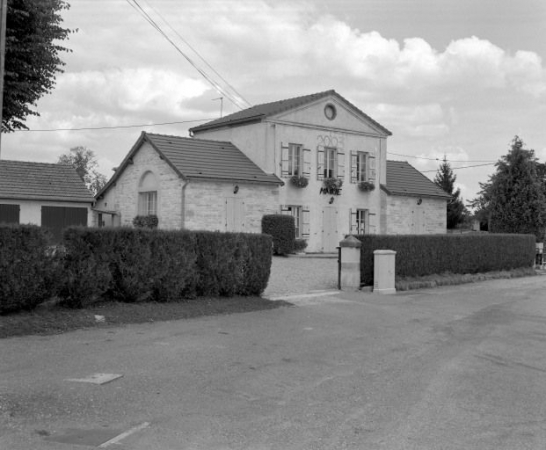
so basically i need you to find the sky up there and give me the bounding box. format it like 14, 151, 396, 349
2, 0, 546, 205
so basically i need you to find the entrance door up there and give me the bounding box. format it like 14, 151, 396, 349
225, 198, 245, 232
322, 206, 338, 252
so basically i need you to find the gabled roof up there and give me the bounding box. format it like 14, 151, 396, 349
189, 90, 392, 136
0, 160, 94, 203
97, 132, 282, 198
382, 160, 451, 199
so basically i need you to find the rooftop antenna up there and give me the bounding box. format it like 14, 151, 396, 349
213, 97, 223, 118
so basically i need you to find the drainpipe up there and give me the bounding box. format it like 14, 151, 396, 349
181, 178, 189, 229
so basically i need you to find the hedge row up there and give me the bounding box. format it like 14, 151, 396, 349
0, 225, 57, 314
0, 225, 273, 313
355, 233, 536, 285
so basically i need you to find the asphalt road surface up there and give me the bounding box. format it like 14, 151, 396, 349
1, 275, 546, 449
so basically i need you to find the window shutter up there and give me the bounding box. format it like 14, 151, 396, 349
368, 211, 376, 234
317, 146, 325, 180
350, 151, 358, 184
368, 153, 376, 182
303, 148, 311, 177
302, 206, 310, 238
281, 143, 290, 177
349, 208, 358, 234
337, 151, 345, 180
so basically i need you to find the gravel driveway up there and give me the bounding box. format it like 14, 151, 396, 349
263, 255, 339, 298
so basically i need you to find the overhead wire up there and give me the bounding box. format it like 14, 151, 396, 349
11, 118, 215, 132
388, 151, 496, 163
421, 162, 495, 173
125, 0, 248, 111
141, 0, 251, 108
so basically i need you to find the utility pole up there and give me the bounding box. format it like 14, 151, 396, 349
0, 0, 7, 158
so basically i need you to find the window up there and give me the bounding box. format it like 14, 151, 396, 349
350, 151, 375, 184
139, 191, 157, 215
138, 171, 158, 216
317, 147, 344, 181
281, 205, 310, 238
281, 143, 310, 177
350, 209, 368, 234
324, 147, 336, 179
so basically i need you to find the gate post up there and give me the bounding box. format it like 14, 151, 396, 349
373, 250, 396, 295
339, 236, 361, 291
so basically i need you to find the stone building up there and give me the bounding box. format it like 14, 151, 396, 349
94, 133, 282, 232
96, 90, 450, 252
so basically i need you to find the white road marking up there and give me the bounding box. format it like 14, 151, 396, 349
98, 422, 150, 448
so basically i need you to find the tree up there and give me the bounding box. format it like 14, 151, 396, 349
434, 156, 468, 229
469, 136, 546, 241
2, 0, 73, 132
58, 146, 107, 196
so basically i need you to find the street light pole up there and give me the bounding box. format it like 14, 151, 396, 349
0, 0, 8, 158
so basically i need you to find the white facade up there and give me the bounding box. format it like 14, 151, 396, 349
192, 95, 389, 252
0, 198, 93, 226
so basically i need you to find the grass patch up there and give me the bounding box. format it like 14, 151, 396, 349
395, 267, 538, 291
0, 297, 292, 339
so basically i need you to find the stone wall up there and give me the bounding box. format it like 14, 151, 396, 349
385, 195, 447, 234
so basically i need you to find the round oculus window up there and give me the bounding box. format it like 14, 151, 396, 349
324, 104, 337, 120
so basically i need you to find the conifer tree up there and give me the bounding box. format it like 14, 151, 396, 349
469, 136, 546, 241
434, 156, 467, 229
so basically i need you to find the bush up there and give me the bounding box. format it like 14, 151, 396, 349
0, 225, 56, 314
262, 214, 295, 255
293, 239, 308, 253
132, 215, 159, 229
355, 233, 536, 286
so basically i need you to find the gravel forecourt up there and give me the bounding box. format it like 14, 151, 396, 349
263, 255, 339, 298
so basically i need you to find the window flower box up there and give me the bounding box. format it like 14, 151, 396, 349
358, 181, 375, 192
290, 175, 309, 188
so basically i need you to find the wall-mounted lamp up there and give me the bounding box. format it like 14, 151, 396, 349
329, 196, 335, 204
233, 185, 239, 194
417, 198, 422, 205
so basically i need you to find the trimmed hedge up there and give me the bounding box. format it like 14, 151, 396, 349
262, 214, 295, 255
59, 227, 271, 307
355, 233, 536, 286
0, 225, 57, 314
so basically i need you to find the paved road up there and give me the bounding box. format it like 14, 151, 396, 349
1, 275, 546, 449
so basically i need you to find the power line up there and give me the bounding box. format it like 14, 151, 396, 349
11, 118, 216, 132
125, 0, 249, 111
388, 151, 496, 163
142, 0, 251, 108
421, 162, 495, 173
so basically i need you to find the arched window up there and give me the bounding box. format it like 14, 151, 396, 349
138, 171, 158, 215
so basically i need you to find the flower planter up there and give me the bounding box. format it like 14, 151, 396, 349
290, 175, 309, 188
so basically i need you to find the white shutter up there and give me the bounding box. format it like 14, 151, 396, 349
303, 148, 311, 177
281, 143, 290, 177
349, 208, 357, 234
337, 151, 345, 180
280, 205, 290, 215
368, 153, 376, 182
302, 206, 310, 238
350, 151, 358, 184
317, 146, 325, 180
368, 211, 376, 234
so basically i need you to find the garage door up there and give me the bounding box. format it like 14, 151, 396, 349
41, 206, 88, 242
0, 204, 20, 224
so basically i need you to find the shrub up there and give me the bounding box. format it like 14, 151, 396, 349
355, 233, 536, 286
132, 215, 159, 229
0, 225, 56, 314
293, 239, 308, 253
262, 214, 295, 255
